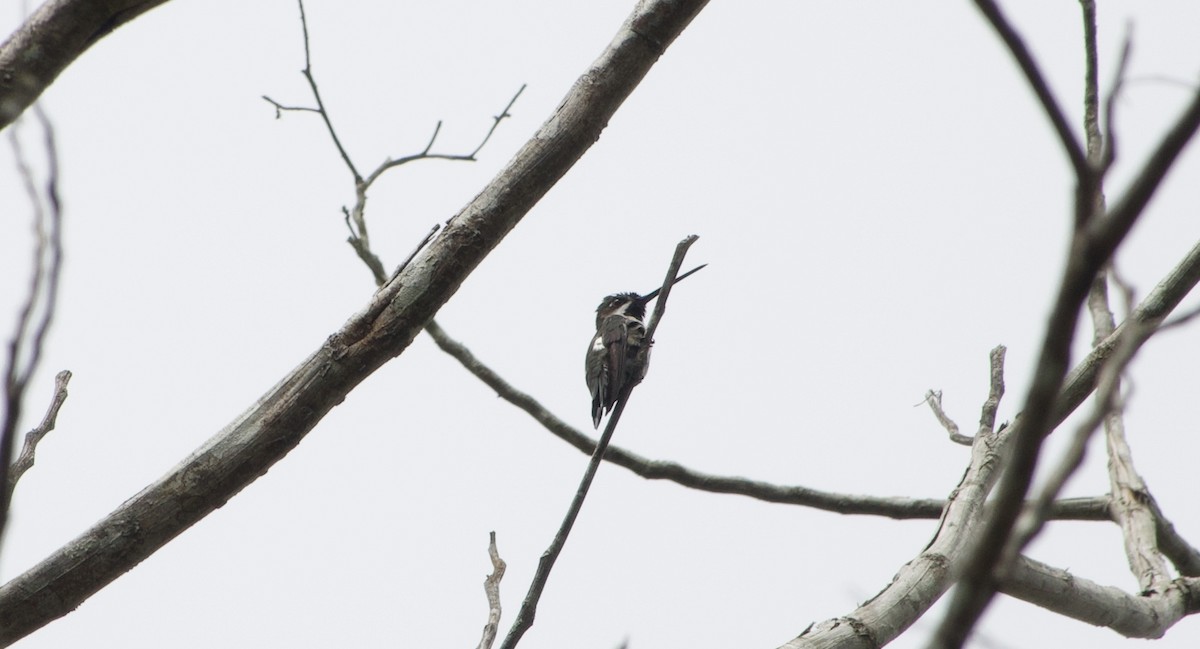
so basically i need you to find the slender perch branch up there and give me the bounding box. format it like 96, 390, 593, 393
499, 237, 699, 649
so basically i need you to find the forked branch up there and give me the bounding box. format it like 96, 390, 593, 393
933, 3, 1200, 645
262, 0, 525, 286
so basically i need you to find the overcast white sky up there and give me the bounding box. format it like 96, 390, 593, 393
3, 1, 1200, 648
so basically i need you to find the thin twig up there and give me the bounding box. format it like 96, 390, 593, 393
6, 370, 70, 503
498, 239, 699, 649
293, 0, 361, 183
363, 84, 527, 187
264, 0, 524, 285
475, 531, 506, 649
1080, 0, 1102, 163
1100, 32, 1133, 174
922, 346, 1004, 448
643, 235, 698, 342
1126, 74, 1199, 91
923, 390, 972, 446
261, 96, 320, 118
386, 224, 441, 286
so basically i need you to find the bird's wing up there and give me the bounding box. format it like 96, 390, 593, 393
600, 316, 629, 407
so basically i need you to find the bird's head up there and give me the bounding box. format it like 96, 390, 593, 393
595, 292, 647, 326
592, 263, 707, 329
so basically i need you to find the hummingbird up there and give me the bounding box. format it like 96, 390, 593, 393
585, 264, 706, 428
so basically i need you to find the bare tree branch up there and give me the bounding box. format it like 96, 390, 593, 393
1001, 556, 1200, 638
428, 319, 972, 519
1087, 274, 1174, 593
386, 225, 440, 285
0, 1, 713, 643
426, 315, 1183, 525
780, 411, 1200, 649
925, 347, 1004, 448
781, 388, 1012, 648
923, 390, 973, 446
1007, 279, 1137, 566
932, 1, 1200, 641
1002, 19, 1157, 588
5, 370, 71, 504
972, 0, 1088, 178
435, 220, 1200, 649
0, 0, 173, 132
785, 301, 1200, 649
976, 346, 1006, 438
1150, 497, 1200, 577
262, 0, 525, 286
363, 84, 526, 186
500, 237, 698, 649
475, 531, 506, 649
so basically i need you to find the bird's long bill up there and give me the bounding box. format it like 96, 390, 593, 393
640, 263, 707, 301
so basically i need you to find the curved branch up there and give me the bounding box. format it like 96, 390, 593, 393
0, 1, 712, 644
424, 321, 1111, 522
0, 0, 172, 131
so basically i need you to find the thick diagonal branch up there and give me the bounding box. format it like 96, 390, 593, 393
0, 2, 712, 644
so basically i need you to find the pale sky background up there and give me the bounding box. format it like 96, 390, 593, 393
2, 1, 1200, 648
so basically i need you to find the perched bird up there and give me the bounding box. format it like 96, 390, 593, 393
585, 264, 706, 428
